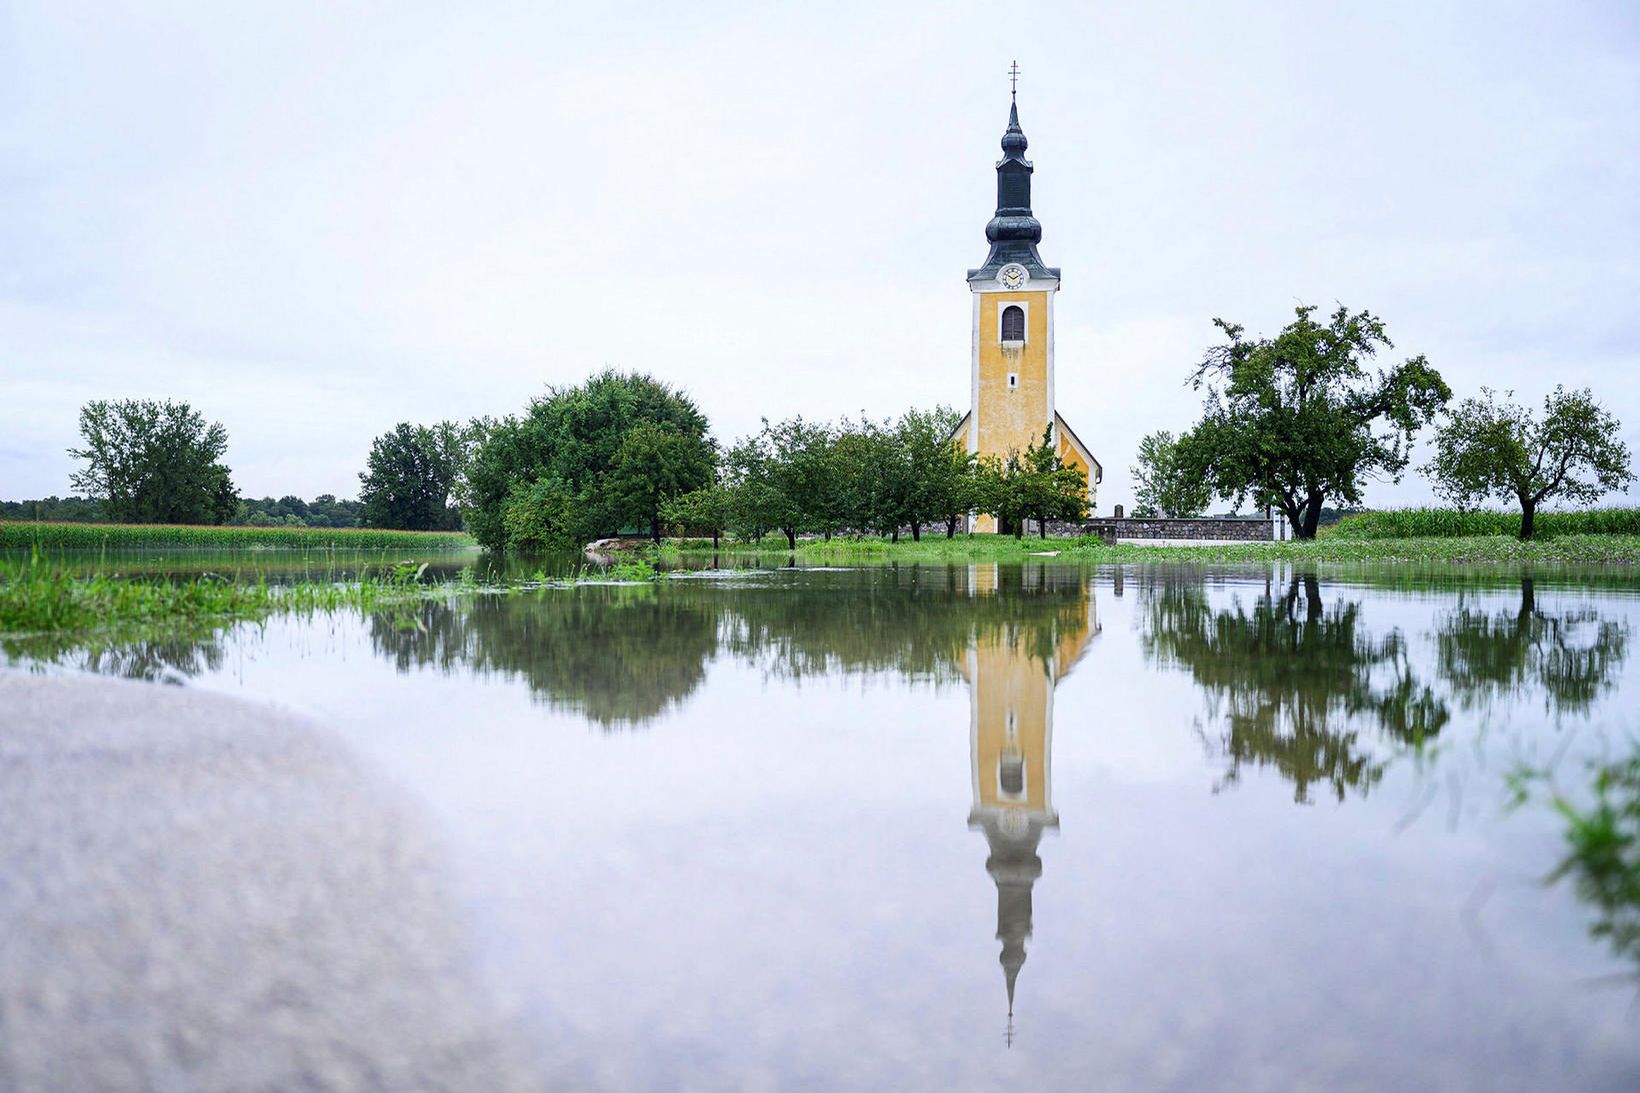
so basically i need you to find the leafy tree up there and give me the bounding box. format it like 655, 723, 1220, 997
1012, 427, 1090, 539
1175, 305, 1450, 539
830, 417, 912, 540
465, 370, 713, 549
68, 399, 237, 524
661, 484, 735, 549
1131, 429, 1210, 518
358, 421, 468, 531
719, 417, 833, 549
896, 406, 968, 541
924, 426, 981, 539
722, 435, 795, 545
1425, 386, 1633, 540
610, 420, 717, 542
970, 454, 1015, 535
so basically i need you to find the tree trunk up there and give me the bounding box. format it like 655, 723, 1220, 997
1297, 490, 1324, 540
711, 529, 720, 550
911, 522, 921, 542
784, 528, 797, 550
650, 517, 661, 544
1038, 516, 1048, 540
946, 516, 958, 539
890, 529, 899, 544
1519, 496, 1536, 540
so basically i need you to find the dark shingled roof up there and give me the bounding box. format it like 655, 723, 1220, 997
968, 100, 1060, 283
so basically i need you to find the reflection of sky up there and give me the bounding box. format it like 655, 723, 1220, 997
30, 572, 1640, 1089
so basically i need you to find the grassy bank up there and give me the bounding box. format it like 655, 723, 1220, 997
0, 520, 476, 552
0, 556, 459, 637
1326, 507, 1640, 540
661, 532, 1640, 566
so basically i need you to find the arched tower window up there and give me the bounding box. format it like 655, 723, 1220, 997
1000, 305, 1025, 343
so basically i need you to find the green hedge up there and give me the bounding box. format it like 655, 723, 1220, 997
1325, 507, 1640, 540
0, 521, 475, 551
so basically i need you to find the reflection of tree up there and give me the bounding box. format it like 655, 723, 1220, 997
1436, 577, 1629, 716
1142, 573, 1448, 803
365, 565, 1096, 729
368, 588, 720, 727
3, 627, 230, 683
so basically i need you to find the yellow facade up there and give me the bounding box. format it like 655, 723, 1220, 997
974, 289, 1053, 470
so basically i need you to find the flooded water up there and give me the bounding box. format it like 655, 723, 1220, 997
8, 561, 1640, 1090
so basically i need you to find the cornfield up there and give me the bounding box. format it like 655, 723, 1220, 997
0, 521, 476, 552
1325, 507, 1640, 540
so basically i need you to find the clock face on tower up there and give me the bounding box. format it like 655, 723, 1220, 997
997, 264, 1028, 290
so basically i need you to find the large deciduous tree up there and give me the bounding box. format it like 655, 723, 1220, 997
1131, 429, 1210, 518
68, 399, 238, 524
1424, 386, 1633, 540
464, 370, 714, 550
1175, 305, 1450, 539
358, 421, 470, 530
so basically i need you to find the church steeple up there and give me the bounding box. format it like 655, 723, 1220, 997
970, 68, 1058, 282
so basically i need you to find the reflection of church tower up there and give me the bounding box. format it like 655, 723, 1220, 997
957, 564, 1098, 1040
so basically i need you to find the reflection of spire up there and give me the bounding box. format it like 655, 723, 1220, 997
961, 583, 1096, 1044
985, 816, 1044, 1041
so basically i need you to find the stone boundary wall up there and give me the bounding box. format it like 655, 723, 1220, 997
1081, 517, 1273, 542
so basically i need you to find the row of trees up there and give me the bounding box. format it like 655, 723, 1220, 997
0, 493, 365, 527
51, 305, 1632, 543
663, 414, 1086, 549
1129, 305, 1633, 539
229, 495, 364, 528
50, 399, 471, 530
464, 371, 1089, 550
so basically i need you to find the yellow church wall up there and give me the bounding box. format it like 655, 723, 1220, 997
1056, 436, 1090, 488
974, 289, 1052, 466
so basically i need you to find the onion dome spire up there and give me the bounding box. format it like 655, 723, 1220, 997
968, 64, 1059, 282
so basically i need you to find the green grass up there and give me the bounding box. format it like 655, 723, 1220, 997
1326, 507, 1640, 540
0, 553, 455, 637
0, 520, 476, 551
659, 531, 1640, 566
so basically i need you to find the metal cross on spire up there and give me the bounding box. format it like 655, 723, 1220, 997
1009, 60, 1020, 100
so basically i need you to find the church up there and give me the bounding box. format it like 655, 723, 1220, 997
950, 81, 1101, 533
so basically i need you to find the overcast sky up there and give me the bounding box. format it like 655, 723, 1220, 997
3, 1, 1637, 510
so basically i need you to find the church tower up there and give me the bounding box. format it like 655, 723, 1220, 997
952, 72, 1101, 533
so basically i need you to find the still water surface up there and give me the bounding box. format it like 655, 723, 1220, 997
10, 561, 1640, 1089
